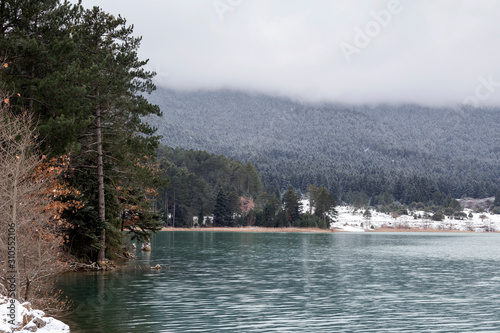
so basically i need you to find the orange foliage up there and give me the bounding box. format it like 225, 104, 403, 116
30, 155, 83, 242
240, 196, 255, 214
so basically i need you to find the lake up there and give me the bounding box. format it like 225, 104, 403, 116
58, 231, 500, 332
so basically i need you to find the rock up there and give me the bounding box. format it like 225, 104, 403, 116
32, 316, 46, 328
122, 251, 136, 259
0, 296, 70, 333
21, 302, 32, 313
141, 242, 151, 251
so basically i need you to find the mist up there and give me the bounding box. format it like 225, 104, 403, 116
82, 0, 500, 107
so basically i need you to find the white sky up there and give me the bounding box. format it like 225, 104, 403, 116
79, 0, 500, 106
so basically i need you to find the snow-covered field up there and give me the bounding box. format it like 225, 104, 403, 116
0, 296, 69, 333
331, 205, 500, 232
299, 199, 500, 232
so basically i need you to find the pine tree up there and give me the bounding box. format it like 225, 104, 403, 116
283, 187, 301, 226
69, 5, 161, 264
214, 188, 232, 227
307, 184, 320, 214
494, 190, 500, 207
314, 187, 337, 227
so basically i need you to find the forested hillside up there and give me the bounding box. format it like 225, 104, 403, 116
156, 146, 336, 229
148, 88, 500, 204
157, 146, 262, 227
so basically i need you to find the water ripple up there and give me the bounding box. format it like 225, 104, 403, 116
59, 232, 500, 332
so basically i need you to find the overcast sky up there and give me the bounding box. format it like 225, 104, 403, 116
79, 0, 500, 106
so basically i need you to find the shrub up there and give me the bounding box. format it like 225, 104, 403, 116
454, 212, 467, 220
298, 213, 322, 228
432, 211, 445, 221
444, 207, 454, 216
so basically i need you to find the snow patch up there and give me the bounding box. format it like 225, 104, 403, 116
0, 295, 70, 333
330, 205, 500, 232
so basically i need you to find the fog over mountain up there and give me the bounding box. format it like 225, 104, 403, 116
81, 0, 500, 106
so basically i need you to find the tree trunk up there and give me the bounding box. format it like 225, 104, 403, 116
24, 277, 30, 301
120, 210, 125, 232
95, 100, 106, 266
172, 191, 176, 228
164, 190, 168, 226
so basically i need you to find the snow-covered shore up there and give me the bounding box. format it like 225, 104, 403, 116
0, 296, 69, 333
332, 205, 500, 232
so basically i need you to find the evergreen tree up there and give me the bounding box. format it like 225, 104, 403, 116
449, 198, 462, 212
243, 161, 263, 195
65, 5, 161, 263
197, 209, 204, 227
283, 187, 301, 226
214, 188, 232, 227
255, 192, 281, 227
228, 190, 241, 217
314, 187, 337, 227
307, 184, 320, 214
494, 190, 500, 207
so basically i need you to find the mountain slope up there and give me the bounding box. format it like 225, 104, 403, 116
147, 87, 500, 202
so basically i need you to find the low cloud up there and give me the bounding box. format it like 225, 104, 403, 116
85, 0, 500, 106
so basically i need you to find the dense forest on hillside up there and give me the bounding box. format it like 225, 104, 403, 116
156, 146, 337, 229
157, 145, 262, 227
147, 88, 500, 204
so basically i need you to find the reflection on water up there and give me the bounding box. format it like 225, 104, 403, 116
58, 232, 500, 332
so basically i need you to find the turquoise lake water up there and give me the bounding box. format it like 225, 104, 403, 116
58, 231, 500, 332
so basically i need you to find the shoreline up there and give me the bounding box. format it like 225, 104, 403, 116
161, 226, 333, 233
160, 226, 479, 233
